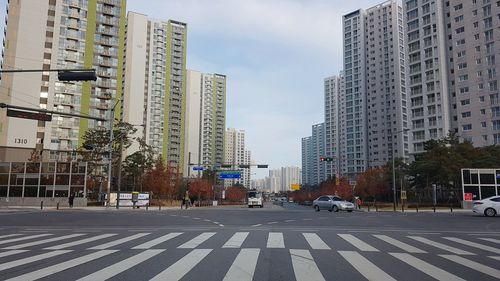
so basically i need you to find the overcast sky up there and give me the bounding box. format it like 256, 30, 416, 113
0, 0, 382, 179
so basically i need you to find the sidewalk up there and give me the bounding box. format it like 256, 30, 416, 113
360, 206, 471, 213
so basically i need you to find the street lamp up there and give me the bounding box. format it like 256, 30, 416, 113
391, 128, 409, 212
106, 100, 120, 207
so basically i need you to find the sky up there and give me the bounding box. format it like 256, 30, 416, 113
0, 0, 381, 179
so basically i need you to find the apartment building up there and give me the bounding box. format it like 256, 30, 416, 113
280, 166, 301, 191
301, 123, 326, 186
0, 0, 126, 161
224, 128, 250, 187
184, 70, 226, 177
404, 0, 452, 153
324, 74, 343, 179
123, 12, 187, 170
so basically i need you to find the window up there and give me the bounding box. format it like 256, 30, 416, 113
456, 39, 466, 46
455, 15, 464, 22
463, 124, 472, 131
462, 111, 471, 118
458, 74, 469, 81
454, 3, 463, 10
461, 99, 471, 105
456, 27, 465, 34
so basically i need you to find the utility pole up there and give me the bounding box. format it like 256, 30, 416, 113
106, 100, 119, 207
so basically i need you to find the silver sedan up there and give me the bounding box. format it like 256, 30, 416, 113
313, 195, 355, 212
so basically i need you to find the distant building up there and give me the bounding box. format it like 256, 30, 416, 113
224, 128, 250, 187
301, 123, 326, 186
281, 166, 301, 191
324, 74, 343, 179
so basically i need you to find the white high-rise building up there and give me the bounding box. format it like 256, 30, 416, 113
269, 168, 282, 193
224, 128, 250, 187
324, 74, 343, 179
184, 70, 226, 177
281, 166, 301, 191
0, 0, 126, 161
301, 123, 326, 186
123, 12, 187, 170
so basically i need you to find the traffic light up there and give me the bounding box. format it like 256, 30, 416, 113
319, 156, 333, 162
239, 164, 250, 168
319, 156, 325, 162
58, 70, 97, 81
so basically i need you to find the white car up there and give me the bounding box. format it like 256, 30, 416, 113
472, 196, 500, 217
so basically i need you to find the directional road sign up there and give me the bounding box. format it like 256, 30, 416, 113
219, 171, 241, 179
193, 166, 204, 171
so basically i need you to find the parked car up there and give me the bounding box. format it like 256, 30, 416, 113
473, 196, 500, 217
313, 195, 355, 212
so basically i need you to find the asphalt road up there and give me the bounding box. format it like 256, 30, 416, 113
0, 202, 499, 281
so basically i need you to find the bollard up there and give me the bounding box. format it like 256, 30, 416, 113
402, 204, 404, 213
416, 204, 419, 213
56, 202, 59, 210
450, 203, 453, 213
41, 201, 43, 210
146, 204, 149, 211
433, 205, 436, 212
159, 205, 161, 211
375, 205, 378, 212
367, 205, 370, 212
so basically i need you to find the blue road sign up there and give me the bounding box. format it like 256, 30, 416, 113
219, 172, 241, 179
193, 166, 204, 171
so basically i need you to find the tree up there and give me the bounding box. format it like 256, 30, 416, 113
225, 185, 247, 202
189, 178, 213, 203
355, 167, 390, 202
142, 158, 182, 202
121, 137, 155, 192
318, 177, 353, 200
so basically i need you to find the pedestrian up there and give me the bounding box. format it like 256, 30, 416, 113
69, 193, 75, 208
355, 197, 362, 210
184, 191, 190, 209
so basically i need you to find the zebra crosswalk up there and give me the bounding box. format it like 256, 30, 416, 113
0, 230, 499, 280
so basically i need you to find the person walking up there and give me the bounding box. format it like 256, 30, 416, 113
184, 191, 190, 209
69, 193, 75, 208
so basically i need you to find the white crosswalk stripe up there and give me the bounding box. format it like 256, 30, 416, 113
489, 256, 500, 261
338, 251, 396, 281
0, 250, 71, 272
76, 249, 164, 281
178, 232, 215, 249
266, 232, 285, 248
373, 235, 426, 253
3, 233, 85, 250
479, 237, 500, 244
150, 249, 212, 281
443, 237, 500, 254
223, 248, 260, 281
0, 233, 52, 245
88, 233, 150, 250
0, 234, 22, 240
303, 233, 330, 250
408, 236, 474, 255
4, 250, 117, 281
223, 232, 249, 248
133, 233, 183, 249
390, 252, 465, 281
440, 254, 500, 279
290, 249, 326, 281
338, 234, 379, 252
45, 233, 118, 250
0, 250, 29, 259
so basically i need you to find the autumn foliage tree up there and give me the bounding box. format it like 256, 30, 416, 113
142, 158, 182, 203
355, 167, 390, 202
225, 186, 247, 202
319, 177, 353, 200
188, 179, 213, 203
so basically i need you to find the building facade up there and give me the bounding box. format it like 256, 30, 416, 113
324, 74, 343, 179
184, 70, 226, 177
0, 0, 126, 162
224, 128, 250, 187
122, 12, 187, 170
280, 166, 301, 191
301, 123, 326, 186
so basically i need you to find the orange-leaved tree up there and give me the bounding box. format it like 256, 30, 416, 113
142, 158, 182, 203
355, 167, 390, 202
225, 186, 247, 202
188, 178, 213, 202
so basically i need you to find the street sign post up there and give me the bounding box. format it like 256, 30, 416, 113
401, 190, 407, 200
193, 166, 204, 171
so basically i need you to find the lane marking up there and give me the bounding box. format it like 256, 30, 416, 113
489, 256, 500, 261
284, 220, 295, 222
178, 232, 215, 249
390, 253, 464, 281
4, 250, 116, 281
338, 251, 396, 281
0, 234, 22, 239
222, 232, 249, 248
338, 234, 378, 252
373, 235, 426, 253
440, 254, 500, 279
89, 233, 150, 250
302, 233, 330, 250
408, 236, 474, 255
76, 249, 164, 281
150, 249, 212, 281
3, 234, 85, 250
45, 234, 117, 250
0, 234, 52, 245
443, 237, 500, 254
223, 248, 260, 281
251, 224, 262, 227
290, 249, 326, 281
0, 250, 71, 271
266, 232, 285, 248
267, 222, 277, 224
133, 233, 183, 249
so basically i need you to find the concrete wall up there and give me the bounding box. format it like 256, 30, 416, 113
0, 197, 87, 207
